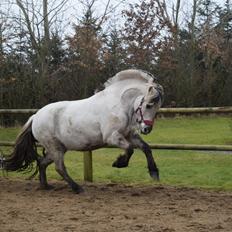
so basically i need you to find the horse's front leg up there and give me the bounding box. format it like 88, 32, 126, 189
106, 131, 133, 162
130, 133, 159, 181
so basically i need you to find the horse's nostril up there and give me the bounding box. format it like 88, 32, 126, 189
143, 126, 152, 134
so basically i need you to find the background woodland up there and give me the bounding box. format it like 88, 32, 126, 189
0, 0, 231, 110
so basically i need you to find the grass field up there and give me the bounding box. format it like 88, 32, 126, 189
1, 116, 232, 190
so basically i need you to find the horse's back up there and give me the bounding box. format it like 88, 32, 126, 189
31, 98, 105, 150
31, 86, 133, 150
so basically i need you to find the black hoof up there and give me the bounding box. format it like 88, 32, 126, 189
112, 155, 128, 168
149, 170, 160, 181
38, 184, 54, 190
71, 183, 84, 194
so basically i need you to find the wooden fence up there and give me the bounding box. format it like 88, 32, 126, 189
1, 106, 232, 115
1, 107, 232, 181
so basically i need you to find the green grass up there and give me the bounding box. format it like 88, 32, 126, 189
145, 116, 232, 145
1, 116, 232, 191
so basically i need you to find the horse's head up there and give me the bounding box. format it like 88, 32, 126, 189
134, 83, 164, 135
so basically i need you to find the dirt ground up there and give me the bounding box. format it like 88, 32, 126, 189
0, 178, 232, 232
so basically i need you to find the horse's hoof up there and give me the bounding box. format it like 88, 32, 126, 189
71, 183, 84, 194
149, 171, 160, 181
112, 155, 128, 168
73, 187, 84, 194
38, 184, 54, 190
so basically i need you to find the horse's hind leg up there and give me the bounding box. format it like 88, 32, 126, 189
112, 147, 134, 168
53, 149, 84, 194
38, 149, 53, 190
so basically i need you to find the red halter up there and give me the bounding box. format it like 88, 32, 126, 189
135, 98, 154, 126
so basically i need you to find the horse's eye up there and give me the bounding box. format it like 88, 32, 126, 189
146, 104, 153, 109
152, 96, 160, 103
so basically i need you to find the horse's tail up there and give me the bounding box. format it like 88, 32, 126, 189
4, 116, 39, 176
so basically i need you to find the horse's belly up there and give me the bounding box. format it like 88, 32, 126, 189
62, 138, 105, 151
59, 129, 105, 151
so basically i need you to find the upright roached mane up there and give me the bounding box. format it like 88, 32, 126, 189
103, 69, 157, 88
4, 69, 164, 193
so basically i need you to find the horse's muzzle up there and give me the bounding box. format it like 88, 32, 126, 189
141, 125, 152, 135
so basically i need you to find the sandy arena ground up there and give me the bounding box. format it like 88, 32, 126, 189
0, 178, 232, 232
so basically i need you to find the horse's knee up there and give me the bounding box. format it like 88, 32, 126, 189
39, 156, 53, 167
51, 150, 65, 174
141, 142, 152, 154
106, 131, 131, 150
54, 157, 70, 180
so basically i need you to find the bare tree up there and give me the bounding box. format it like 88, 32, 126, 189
0, 1, 12, 55
15, 0, 68, 73
10, 0, 69, 105
77, 0, 126, 30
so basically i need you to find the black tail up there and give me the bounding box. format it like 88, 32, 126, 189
4, 118, 39, 176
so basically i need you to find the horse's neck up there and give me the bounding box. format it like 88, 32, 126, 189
118, 87, 144, 125
102, 81, 145, 118
120, 86, 142, 103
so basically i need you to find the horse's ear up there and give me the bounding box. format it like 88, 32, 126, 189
148, 86, 156, 96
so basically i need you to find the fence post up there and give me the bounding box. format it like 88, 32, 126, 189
83, 151, 93, 182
